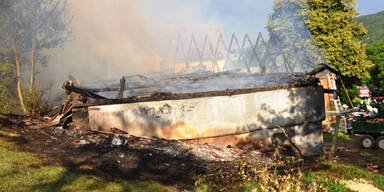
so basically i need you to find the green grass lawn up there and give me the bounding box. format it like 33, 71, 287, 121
237, 161, 384, 192
307, 161, 384, 191
194, 159, 384, 191
323, 132, 353, 142
0, 136, 174, 192
194, 167, 354, 192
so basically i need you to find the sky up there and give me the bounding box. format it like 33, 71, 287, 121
140, 0, 384, 36
356, 0, 384, 16
196, 0, 384, 35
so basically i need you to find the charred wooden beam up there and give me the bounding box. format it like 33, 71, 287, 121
62, 81, 107, 100
85, 87, 119, 92
323, 89, 337, 94
116, 77, 125, 99
64, 69, 327, 100
85, 85, 156, 93
307, 63, 343, 77
84, 80, 320, 107
82, 71, 305, 94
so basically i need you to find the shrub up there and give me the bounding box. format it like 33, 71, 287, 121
24, 88, 50, 117
0, 61, 17, 114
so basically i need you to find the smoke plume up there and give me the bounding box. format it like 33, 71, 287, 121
44, 0, 274, 84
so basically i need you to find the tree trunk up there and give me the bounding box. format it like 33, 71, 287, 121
330, 115, 341, 155
13, 45, 27, 114
30, 4, 38, 92
30, 35, 35, 91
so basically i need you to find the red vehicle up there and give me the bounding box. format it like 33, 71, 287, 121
371, 88, 384, 102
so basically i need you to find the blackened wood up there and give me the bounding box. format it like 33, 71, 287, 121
84, 80, 320, 107
86, 87, 119, 92
62, 82, 107, 100
116, 77, 125, 99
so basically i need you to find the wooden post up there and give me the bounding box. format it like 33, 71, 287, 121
340, 79, 354, 108
116, 77, 125, 99
330, 115, 341, 155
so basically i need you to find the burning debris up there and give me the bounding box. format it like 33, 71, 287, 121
22, 60, 334, 187
40, 64, 331, 152
76, 70, 325, 154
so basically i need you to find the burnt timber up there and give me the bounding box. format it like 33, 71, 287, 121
65, 67, 328, 157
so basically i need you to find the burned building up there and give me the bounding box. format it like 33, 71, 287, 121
66, 71, 330, 157
61, 30, 332, 157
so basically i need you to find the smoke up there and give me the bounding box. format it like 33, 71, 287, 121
44, 0, 274, 84
39, 0, 325, 99
47, 1, 154, 80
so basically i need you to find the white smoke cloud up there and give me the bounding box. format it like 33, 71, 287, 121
41, 0, 274, 97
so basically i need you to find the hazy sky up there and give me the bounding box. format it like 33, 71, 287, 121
356, 0, 384, 15
157, 0, 384, 35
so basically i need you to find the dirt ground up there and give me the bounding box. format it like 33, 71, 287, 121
0, 116, 203, 189
0, 115, 277, 190
1, 115, 384, 190
323, 134, 384, 175
342, 179, 383, 192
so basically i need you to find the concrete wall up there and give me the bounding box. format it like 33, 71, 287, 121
82, 86, 325, 156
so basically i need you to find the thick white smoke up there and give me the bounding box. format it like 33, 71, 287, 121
41, 0, 275, 98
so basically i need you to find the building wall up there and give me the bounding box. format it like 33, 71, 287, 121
80, 86, 325, 156
318, 73, 337, 127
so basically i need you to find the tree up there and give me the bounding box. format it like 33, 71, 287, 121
356, 11, 384, 45
266, 0, 325, 73
366, 41, 384, 92
0, 2, 13, 114
27, 0, 71, 91
0, 0, 71, 114
267, 0, 373, 79
0, 58, 16, 114
0, 0, 30, 113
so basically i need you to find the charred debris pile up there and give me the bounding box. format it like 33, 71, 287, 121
28, 65, 333, 180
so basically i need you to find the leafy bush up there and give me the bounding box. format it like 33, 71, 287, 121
24, 88, 50, 117
375, 103, 384, 118
338, 84, 361, 108
0, 61, 17, 114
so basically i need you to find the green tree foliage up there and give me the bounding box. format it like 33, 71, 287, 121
26, 0, 72, 90
268, 0, 373, 79
338, 84, 362, 107
0, 0, 71, 115
0, 60, 16, 114
356, 11, 384, 44
308, 0, 373, 79
0, 1, 17, 114
366, 41, 384, 92
266, 0, 326, 73
0, 0, 31, 113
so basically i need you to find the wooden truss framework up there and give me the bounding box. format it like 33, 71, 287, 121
173, 31, 323, 74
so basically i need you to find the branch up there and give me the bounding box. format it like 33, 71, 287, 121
278, 126, 303, 159
37, 0, 62, 28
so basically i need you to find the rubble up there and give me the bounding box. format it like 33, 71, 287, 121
78, 71, 318, 100
24, 97, 299, 185
367, 163, 380, 173
20, 65, 334, 184
107, 134, 268, 162
24, 117, 296, 185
